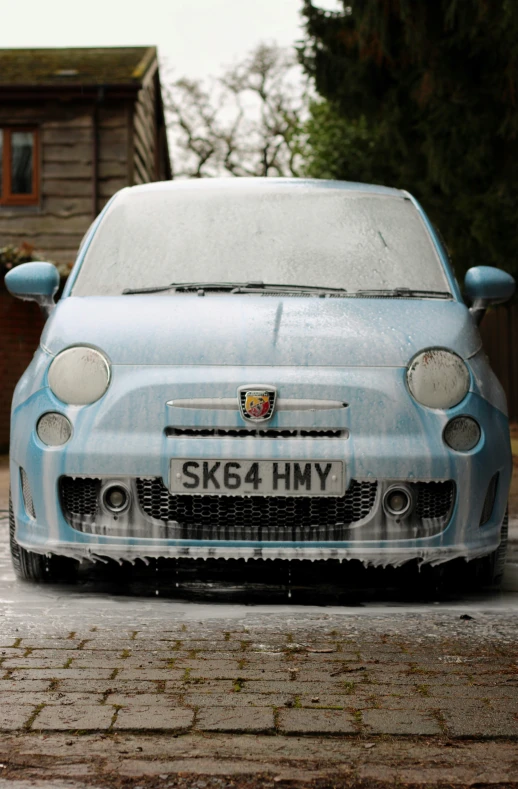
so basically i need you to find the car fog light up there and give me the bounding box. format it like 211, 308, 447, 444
384, 487, 412, 517
103, 484, 130, 513
37, 413, 72, 446
444, 416, 481, 452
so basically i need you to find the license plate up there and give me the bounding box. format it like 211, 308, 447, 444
169, 459, 344, 497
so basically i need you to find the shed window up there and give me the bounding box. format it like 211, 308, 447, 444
0, 128, 39, 205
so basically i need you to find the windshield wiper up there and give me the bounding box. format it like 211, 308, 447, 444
123, 282, 249, 295
123, 281, 348, 296
231, 282, 347, 295
352, 288, 452, 299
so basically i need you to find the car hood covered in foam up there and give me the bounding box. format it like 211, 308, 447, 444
41, 294, 481, 367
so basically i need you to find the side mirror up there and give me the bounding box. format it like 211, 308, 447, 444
464, 266, 515, 325
4, 262, 60, 317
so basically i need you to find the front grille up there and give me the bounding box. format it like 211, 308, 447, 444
20, 468, 36, 519
60, 477, 101, 520
60, 476, 453, 541
480, 473, 498, 526
410, 481, 455, 520
166, 428, 346, 439
136, 477, 378, 540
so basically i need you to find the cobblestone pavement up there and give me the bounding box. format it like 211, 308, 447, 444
0, 613, 518, 787
1, 470, 518, 787
1, 548, 518, 789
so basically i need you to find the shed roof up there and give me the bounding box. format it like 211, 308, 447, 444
0, 47, 157, 87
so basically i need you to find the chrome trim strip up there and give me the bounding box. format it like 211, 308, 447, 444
167, 398, 236, 410
167, 398, 348, 411
277, 399, 347, 411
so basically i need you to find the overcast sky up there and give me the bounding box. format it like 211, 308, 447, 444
1, 0, 341, 80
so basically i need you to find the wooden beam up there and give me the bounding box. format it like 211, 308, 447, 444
92, 103, 98, 218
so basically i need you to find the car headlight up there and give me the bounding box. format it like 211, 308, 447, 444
407, 348, 470, 409
48, 346, 111, 405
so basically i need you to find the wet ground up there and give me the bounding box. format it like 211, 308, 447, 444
1, 462, 518, 788
1, 517, 518, 628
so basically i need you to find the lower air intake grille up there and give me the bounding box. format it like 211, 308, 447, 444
20, 468, 36, 519
410, 480, 455, 520
60, 477, 101, 520
480, 473, 498, 526
136, 477, 377, 540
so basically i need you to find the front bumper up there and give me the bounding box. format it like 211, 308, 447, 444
10, 364, 512, 567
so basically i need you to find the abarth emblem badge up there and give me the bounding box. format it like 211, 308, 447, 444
238, 385, 277, 422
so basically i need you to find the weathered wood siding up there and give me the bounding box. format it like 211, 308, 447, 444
133, 71, 158, 184
97, 105, 130, 211
0, 105, 92, 266
0, 102, 129, 267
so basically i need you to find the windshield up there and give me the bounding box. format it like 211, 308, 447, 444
72, 183, 451, 297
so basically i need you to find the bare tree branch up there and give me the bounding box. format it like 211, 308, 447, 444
164, 44, 310, 179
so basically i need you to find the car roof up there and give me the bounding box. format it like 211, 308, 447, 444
118, 177, 406, 200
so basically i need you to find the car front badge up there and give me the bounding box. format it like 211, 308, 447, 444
238, 385, 277, 422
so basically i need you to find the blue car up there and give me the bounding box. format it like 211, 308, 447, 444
5, 178, 516, 586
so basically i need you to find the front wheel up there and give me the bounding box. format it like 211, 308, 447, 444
422, 508, 509, 594
473, 509, 509, 589
9, 493, 78, 583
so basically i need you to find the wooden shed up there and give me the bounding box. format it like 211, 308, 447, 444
0, 46, 172, 268
0, 47, 171, 451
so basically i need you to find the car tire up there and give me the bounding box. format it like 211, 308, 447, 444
9, 492, 78, 583
422, 508, 509, 594
471, 507, 509, 589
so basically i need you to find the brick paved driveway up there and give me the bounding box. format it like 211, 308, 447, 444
3, 616, 513, 740
1, 473, 518, 788
1, 576, 518, 786
1, 617, 518, 784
